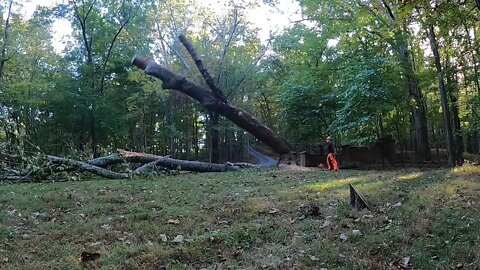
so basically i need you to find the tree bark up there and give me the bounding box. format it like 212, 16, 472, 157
48, 155, 129, 179
86, 149, 166, 167
398, 40, 431, 161
463, 22, 480, 154
86, 153, 125, 167
209, 112, 221, 163
467, 132, 479, 154
131, 56, 294, 155
446, 58, 464, 164
133, 156, 239, 175
427, 24, 456, 166
72, 1, 98, 157
450, 97, 464, 164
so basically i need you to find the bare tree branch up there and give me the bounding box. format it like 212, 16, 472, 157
178, 34, 228, 103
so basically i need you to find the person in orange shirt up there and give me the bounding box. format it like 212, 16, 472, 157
324, 136, 339, 171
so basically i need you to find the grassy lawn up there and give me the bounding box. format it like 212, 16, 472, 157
1, 165, 480, 269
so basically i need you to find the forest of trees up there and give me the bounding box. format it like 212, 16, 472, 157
0, 0, 479, 167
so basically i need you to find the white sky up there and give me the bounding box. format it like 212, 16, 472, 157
197, 0, 303, 43
14, 0, 304, 54
9, 0, 70, 53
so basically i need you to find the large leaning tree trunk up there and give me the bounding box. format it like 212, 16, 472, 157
132, 35, 294, 160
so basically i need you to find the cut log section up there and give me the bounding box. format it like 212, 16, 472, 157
349, 184, 370, 210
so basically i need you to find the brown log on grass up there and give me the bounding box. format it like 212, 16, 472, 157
48, 155, 129, 179
134, 156, 239, 175
132, 35, 294, 156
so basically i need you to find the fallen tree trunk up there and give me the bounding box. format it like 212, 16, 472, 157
4, 149, 258, 182
88, 149, 246, 175
86, 149, 165, 167
132, 36, 294, 156
134, 156, 239, 175
116, 149, 166, 163
48, 155, 129, 179
86, 153, 124, 167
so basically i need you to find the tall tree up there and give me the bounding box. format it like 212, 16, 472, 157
377, 0, 431, 160
68, 0, 134, 157
0, 0, 13, 80
426, 21, 455, 166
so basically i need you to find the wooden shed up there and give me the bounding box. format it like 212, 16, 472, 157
298, 151, 325, 167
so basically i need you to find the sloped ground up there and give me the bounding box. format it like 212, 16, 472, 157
1, 165, 479, 269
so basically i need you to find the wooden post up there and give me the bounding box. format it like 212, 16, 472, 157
349, 184, 370, 210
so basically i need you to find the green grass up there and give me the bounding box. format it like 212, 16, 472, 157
1, 165, 480, 269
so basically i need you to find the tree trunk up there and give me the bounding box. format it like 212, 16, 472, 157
446, 59, 465, 165
48, 155, 129, 179
377, 113, 385, 139
131, 56, 294, 155
116, 149, 165, 164
260, 92, 274, 128
89, 109, 99, 157
86, 153, 125, 167
87, 149, 244, 173
133, 156, 239, 175
380, 1, 431, 161
468, 132, 479, 154
193, 110, 199, 158
86, 149, 164, 166
0, 0, 13, 80
463, 23, 480, 154
401, 46, 431, 161
451, 98, 464, 164
427, 24, 456, 166
209, 112, 221, 163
